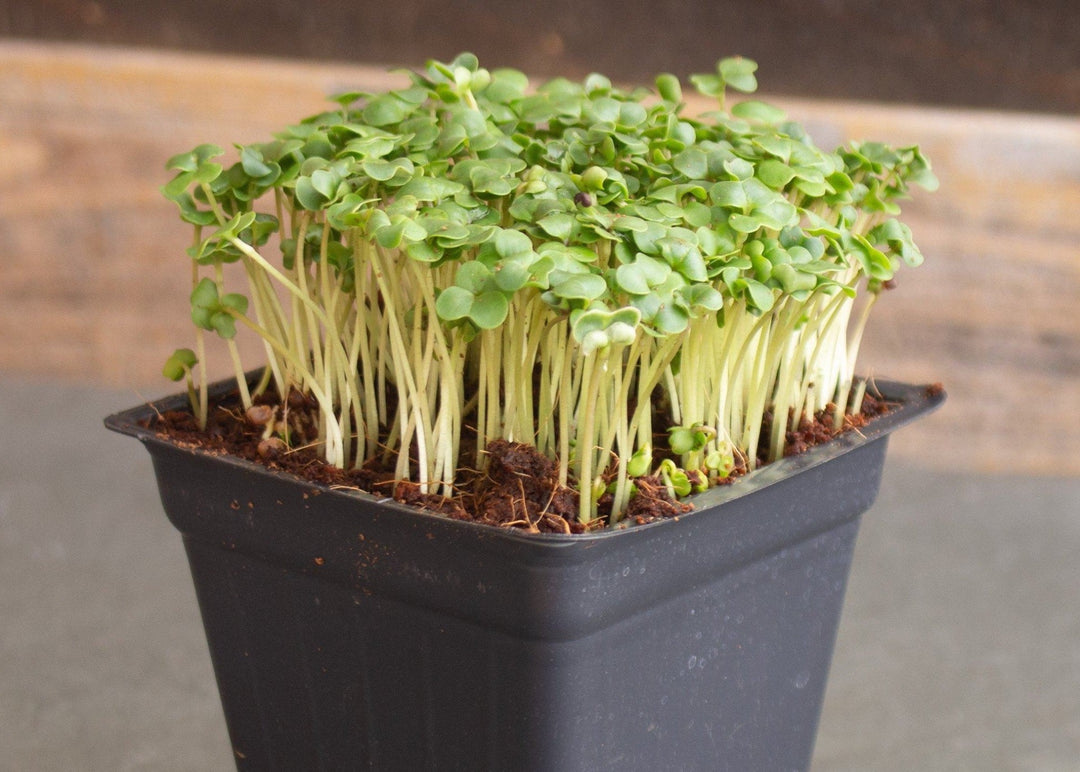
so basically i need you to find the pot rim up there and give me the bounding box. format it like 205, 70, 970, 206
105, 376, 944, 544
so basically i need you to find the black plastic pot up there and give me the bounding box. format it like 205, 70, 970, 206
106, 380, 942, 771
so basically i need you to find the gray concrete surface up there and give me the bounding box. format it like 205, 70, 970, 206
2, 375, 1078, 770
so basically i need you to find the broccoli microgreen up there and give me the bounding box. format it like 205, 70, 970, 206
161, 53, 935, 525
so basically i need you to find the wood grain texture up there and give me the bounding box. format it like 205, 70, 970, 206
2, 41, 1078, 474
4, 0, 1078, 113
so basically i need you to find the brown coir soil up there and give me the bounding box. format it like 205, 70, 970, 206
146, 390, 896, 534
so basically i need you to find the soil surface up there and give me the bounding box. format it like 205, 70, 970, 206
145, 387, 910, 533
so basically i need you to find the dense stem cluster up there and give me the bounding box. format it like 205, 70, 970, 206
161, 54, 936, 525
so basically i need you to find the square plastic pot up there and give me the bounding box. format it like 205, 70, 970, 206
106, 379, 942, 771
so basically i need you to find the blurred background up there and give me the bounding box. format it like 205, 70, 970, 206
2, 1, 1078, 769
4, 0, 1079, 472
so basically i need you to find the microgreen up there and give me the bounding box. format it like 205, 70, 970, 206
161, 54, 935, 525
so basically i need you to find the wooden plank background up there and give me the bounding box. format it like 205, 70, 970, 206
4, 0, 1078, 114
2, 41, 1078, 474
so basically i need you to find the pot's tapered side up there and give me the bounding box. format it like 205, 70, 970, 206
106, 381, 943, 771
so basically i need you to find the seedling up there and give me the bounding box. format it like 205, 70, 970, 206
162, 54, 935, 525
